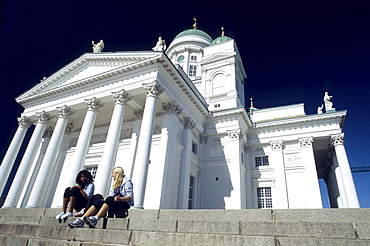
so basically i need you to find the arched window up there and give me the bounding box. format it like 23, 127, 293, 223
212, 73, 226, 95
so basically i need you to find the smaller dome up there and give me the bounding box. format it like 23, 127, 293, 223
174, 29, 213, 42
211, 36, 232, 45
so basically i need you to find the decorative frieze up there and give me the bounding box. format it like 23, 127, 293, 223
143, 80, 165, 97
153, 124, 162, 135
85, 97, 105, 111
112, 89, 132, 105
330, 133, 344, 146
285, 153, 302, 164
162, 101, 183, 116
243, 144, 251, 153
134, 109, 144, 120
120, 128, 133, 140
17, 116, 33, 128
270, 140, 283, 151
299, 137, 313, 148
227, 129, 242, 140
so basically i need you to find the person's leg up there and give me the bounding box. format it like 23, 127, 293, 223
96, 203, 110, 219
67, 196, 76, 213
83, 205, 98, 217
56, 187, 71, 220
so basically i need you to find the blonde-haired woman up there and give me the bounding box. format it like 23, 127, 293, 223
68, 167, 133, 228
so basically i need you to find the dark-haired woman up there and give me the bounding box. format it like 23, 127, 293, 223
55, 170, 94, 222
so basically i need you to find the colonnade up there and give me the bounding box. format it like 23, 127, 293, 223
1, 81, 165, 209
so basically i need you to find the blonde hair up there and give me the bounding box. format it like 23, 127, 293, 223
112, 167, 124, 190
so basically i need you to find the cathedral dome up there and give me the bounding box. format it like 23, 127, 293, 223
173, 29, 213, 42
211, 35, 232, 45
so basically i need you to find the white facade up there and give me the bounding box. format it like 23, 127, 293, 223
0, 25, 360, 209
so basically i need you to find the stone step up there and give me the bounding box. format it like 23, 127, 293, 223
0, 208, 369, 245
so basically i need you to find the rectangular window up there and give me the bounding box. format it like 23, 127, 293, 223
189, 65, 197, 76
86, 166, 98, 179
190, 55, 197, 61
255, 156, 269, 167
257, 187, 272, 208
188, 176, 195, 209
192, 142, 198, 155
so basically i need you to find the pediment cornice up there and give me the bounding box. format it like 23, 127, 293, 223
201, 52, 236, 66
16, 52, 161, 104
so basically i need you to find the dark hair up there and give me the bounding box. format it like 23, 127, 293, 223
75, 170, 94, 188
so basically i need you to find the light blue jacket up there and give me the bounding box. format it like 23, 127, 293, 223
108, 176, 134, 206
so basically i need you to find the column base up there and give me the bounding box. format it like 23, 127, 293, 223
131, 205, 144, 209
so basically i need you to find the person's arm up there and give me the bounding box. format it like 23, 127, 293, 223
114, 179, 133, 202
83, 182, 94, 199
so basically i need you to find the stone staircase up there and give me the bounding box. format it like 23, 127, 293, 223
0, 208, 369, 245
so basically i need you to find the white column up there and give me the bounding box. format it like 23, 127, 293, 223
18, 128, 52, 207
66, 97, 104, 187
298, 137, 322, 208
26, 106, 75, 208
3, 111, 52, 208
270, 140, 289, 209
94, 90, 131, 196
224, 129, 244, 209
177, 117, 196, 208
0, 116, 32, 195
330, 133, 360, 208
132, 81, 164, 209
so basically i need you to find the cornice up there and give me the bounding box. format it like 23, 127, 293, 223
254, 110, 347, 130
16, 53, 161, 104
201, 52, 236, 66
211, 107, 253, 127
159, 55, 209, 117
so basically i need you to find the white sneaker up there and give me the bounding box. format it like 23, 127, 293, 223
55, 212, 65, 220
60, 212, 73, 222
68, 218, 84, 228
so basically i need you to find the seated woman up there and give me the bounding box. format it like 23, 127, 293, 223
55, 170, 94, 222
68, 167, 133, 228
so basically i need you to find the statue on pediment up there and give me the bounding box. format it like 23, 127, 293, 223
152, 36, 166, 51
317, 104, 323, 114
92, 40, 104, 53
324, 92, 335, 111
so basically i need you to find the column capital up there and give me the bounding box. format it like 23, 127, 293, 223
162, 101, 183, 116
56, 105, 75, 118
112, 89, 132, 106
299, 137, 313, 148
85, 97, 105, 111
244, 144, 251, 153
17, 116, 33, 129
270, 140, 284, 151
36, 111, 53, 124
184, 117, 196, 130
65, 123, 73, 135
227, 129, 242, 140
330, 133, 344, 146
43, 127, 53, 138
143, 81, 165, 98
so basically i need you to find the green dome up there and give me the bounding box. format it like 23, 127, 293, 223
211, 36, 232, 45
174, 29, 213, 42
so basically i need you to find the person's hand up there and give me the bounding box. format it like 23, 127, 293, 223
114, 196, 120, 202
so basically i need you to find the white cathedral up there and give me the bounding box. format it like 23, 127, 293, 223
0, 21, 360, 210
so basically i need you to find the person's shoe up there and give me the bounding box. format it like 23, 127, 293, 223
68, 218, 84, 228
74, 208, 85, 217
60, 212, 73, 222
55, 212, 65, 222
83, 216, 98, 228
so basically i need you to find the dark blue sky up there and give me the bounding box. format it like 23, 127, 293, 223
1, 1, 369, 207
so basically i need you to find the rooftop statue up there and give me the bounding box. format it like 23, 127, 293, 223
152, 37, 166, 51
92, 40, 104, 53
324, 92, 335, 112
317, 104, 323, 114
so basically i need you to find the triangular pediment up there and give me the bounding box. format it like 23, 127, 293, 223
201, 52, 236, 65
16, 52, 161, 103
